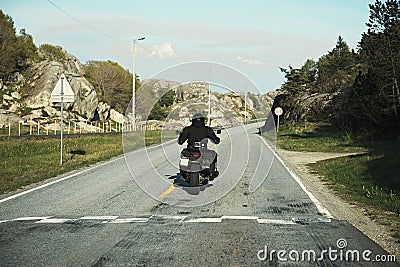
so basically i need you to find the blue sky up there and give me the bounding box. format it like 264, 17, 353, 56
2, 0, 374, 93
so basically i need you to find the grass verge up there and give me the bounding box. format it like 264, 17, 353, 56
276, 123, 365, 153
273, 123, 400, 242
308, 140, 400, 242
0, 130, 176, 195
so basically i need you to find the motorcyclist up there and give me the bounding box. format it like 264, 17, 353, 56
178, 113, 220, 179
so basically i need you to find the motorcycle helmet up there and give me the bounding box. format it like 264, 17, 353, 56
192, 113, 206, 122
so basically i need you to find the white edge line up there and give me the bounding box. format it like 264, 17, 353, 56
257, 135, 333, 219
0, 157, 121, 204
0, 139, 177, 205
0, 220, 9, 224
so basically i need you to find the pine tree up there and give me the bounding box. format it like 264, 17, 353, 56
317, 36, 358, 93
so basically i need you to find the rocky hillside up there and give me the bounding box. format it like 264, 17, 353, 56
0, 48, 127, 131
0, 47, 275, 132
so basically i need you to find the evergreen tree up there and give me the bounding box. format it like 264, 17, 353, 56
280, 59, 317, 93
0, 10, 36, 80
317, 36, 358, 93
355, 0, 400, 130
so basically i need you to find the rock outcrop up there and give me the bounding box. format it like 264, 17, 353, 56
0, 49, 127, 129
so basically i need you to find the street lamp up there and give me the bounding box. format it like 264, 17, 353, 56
132, 37, 145, 131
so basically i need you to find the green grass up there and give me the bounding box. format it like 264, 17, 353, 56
276, 123, 365, 153
308, 140, 400, 241
0, 130, 176, 195
272, 122, 400, 241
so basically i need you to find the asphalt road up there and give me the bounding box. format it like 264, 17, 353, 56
0, 123, 398, 267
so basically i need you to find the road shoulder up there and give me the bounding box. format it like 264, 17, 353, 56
276, 148, 400, 260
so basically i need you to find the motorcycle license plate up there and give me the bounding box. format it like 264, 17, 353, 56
180, 158, 189, 167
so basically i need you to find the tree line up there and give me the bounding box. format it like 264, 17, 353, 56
280, 0, 400, 136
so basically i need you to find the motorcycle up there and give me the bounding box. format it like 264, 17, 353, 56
178, 130, 221, 187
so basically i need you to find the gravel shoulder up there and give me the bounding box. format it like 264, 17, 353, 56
276, 148, 400, 260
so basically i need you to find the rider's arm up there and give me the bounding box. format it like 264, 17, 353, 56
207, 128, 220, 144
178, 127, 189, 145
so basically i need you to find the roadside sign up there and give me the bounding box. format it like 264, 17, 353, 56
274, 107, 283, 116
180, 106, 189, 115
50, 74, 75, 166
274, 107, 283, 132
51, 74, 75, 103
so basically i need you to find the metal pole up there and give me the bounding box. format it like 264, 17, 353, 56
60, 76, 64, 165
277, 114, 280, 132
132, 39, 136, 131
208, 83, 211, 126
131, 37, 145, 131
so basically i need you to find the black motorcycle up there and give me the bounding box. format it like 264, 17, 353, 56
179, 131, 221, 187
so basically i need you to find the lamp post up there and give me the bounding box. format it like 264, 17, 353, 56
132, 37, 145, 131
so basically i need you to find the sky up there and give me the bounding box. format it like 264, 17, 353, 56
2, 0, 375, 93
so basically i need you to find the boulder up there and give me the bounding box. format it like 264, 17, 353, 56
96, 102, 111, 121
11, 91, 21, 99
3, 94, 13, 101
110, 109, 126, 124
9, 103, 20, 113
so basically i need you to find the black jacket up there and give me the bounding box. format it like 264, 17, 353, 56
178, 120, 220, 148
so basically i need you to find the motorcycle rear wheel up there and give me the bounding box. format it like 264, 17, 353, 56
189, 172, 200, 187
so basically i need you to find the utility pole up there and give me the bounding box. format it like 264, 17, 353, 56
132, 37, 145, 131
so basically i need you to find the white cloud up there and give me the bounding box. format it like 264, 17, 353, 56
236, 56, 267, 65
142, 42, 176, 60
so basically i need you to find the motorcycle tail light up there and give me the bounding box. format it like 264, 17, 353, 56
193, 153, 200, 158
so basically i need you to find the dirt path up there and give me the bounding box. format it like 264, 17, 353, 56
276, 148, 400, 260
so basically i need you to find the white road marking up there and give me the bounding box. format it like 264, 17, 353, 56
2, 215, 332, 225
150, 215, 188, 221
257, 135, 333, 219
106, 218, 149, 223
35, 218, 77, 224
12, 216, 51, 221
257, 219, 296, 225
183, 218, 223, 223
80, 216, 119, 220
221, 215, 259, 220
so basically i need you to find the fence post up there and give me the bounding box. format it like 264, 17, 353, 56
37, 121, 40, 135
54, 120, 57, 135
68, 121, 71, 134
30, 115, 33, 135
46, 124, 49, 135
